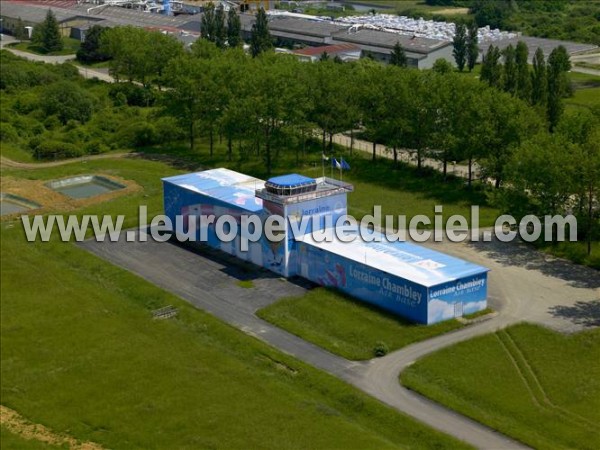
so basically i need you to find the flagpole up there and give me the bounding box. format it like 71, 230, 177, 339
322, 153, 325, 178
340, 157, 343, 182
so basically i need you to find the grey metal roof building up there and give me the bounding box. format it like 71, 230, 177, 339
239, 14, 350, 46
2, 1, 596, 69
334, 28, 450, 55
330, 28, 453, 69
0, 1, 82, 24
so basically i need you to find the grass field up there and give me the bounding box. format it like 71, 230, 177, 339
1, 157, 471, 449
1, 426, 57, 450
401, 323, 600, 450
302, 155, 499, 229
566, 71, 600, 111
8, 38, 80, 56
257, 288, 464, 360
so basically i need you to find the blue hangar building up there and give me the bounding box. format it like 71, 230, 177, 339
162, 168, 489, 325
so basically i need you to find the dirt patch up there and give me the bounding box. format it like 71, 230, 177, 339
434, 7, 469, 15
0, 153, 132, 170
0, 405, 105, 449
0, 174, 141, 221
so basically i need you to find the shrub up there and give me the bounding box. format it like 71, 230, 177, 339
116, 121, 158, 148
83, 140, 108, 155
109, 83, 155, 107
34, 140, 83, 159
43, 115, 61, 130
373, 341, 389, 358
0, 122, 19, 143
154, 116, 186, 144
41, 81, 95, 124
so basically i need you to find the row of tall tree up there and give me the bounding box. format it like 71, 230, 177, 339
480, 42, 572, 131
83, 19, 597, 252
452, 22, 479, 72
200, 2, 242, 48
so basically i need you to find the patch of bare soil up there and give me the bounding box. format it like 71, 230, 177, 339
1, 174, 141, 221
1, 405, 105, 449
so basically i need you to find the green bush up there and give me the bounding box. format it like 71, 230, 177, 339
41, 81, 95, 125
116, 121, 158, 148
43, 115, 62, 130
34, 139, 83, 159
109, 83, 155, 107
83, 140, 108, 155
154, 116, 186, 144
373, 341, 389, 358
12, 115, 44, 138
0, 122, 19, 143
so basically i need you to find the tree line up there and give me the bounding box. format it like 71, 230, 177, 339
3, 7, 598, 255
479, 41, 572, 131
93, 16, 598, 254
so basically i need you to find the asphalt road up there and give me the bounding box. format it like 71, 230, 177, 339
80, 228, 599, 449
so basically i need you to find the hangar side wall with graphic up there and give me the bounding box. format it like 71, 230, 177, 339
296, 241, 488, 324
297, 241, 429, 323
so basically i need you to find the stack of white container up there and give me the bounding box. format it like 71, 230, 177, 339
334, 14, 517, 43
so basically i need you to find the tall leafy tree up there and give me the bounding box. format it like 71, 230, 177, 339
76, 25, 109, 64
379, 67, 410, 167
473, 0, 510, 29
547, 45, 571, 131
507, 132, 579, 218
214, 4, 227, 48
163, 55, 205, 151
557, 110, 600, 255
515, 41, 531, 101
245, 54, 308, 174
227, 7, 242, 48
452, 23, 467, 72
429, 73, 462, 179
390, 41, 407, 67
402, 70, 439, 171
460, 84, 495, 187
480, 45, 501, 88
33, 9, 63, 53
148, 31, 184, 89
101, 26, 182, 87
250, 8, 272, 58
201, 2, 216, 42
580, 128, 600, 256
13, 17, 27, 41
531, 47, 547, 106
310, 60, 356, 154
480, 89, 543, 188
502, 44, 517, 94
466, 22, 479, 72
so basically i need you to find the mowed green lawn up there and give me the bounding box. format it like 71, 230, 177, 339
303, 156, 499, 229
401, 324, 600, 450
258, 288, 464, 360
8, 38, 80, 56
566, 85, 600, 110
1, 158, 470, 449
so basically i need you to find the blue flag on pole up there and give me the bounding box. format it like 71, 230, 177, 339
331, 157, 341, 169
341, 158, 351, 171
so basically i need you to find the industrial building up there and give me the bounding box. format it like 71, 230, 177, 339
292, 42, 361, 62
1, 0, 596, 68
162, 169, 489, 324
